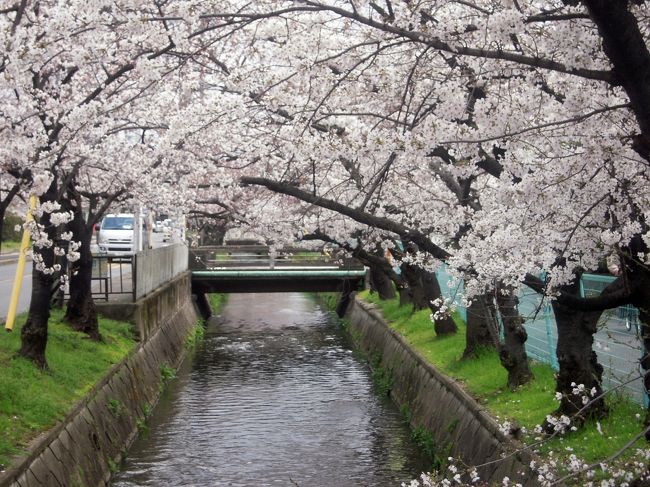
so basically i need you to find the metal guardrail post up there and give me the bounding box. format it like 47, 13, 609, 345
132, 254, 137, 302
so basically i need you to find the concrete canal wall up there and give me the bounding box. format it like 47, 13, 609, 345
0, 272, 199, 487
347, 297, 539, 486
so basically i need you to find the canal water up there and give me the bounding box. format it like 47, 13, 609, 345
112, 293, 431, 486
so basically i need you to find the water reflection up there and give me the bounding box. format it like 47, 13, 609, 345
112, 293, 430, 487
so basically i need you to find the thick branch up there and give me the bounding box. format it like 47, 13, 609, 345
583, 0, 650, 159
240, 176, 450, 260
523, 274, 632, 311
301, 1, 614, 83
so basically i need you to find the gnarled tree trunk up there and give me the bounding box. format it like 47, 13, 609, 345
0, 181, 21, 254
64, 204, 100, 340
463, 293, 497, 359
401, 263, 457, 335
638, 303, 650, 443
546, 279, 609, 430
19, 263, 53, 369
625, 248, 650, 439
19, 180, 57, 369
496, 287, 533, 390
368, 262, 396, 300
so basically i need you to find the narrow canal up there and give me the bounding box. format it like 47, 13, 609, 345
112, 293, 431, 486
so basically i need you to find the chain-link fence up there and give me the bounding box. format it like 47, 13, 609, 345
435, 266, 645, 405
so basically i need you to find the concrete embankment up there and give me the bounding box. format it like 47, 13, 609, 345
347, 297, 538, 486
0, 272, 198, 487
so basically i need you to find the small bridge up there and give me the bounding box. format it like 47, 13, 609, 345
189, 246, 366, 294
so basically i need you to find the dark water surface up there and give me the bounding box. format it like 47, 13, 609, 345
112, 293, 431, 487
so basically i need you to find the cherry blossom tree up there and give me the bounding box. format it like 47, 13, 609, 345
0, 0, 217, 366
4, 0, 650, 448
181, 0, 649, 414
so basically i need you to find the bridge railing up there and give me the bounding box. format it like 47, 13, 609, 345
188, 245, 364, 271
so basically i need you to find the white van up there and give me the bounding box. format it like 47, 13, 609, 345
97, 214, 135, 256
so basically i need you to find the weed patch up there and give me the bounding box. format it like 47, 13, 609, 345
107, 399, 124, 418
160, 363, 176, 383
369, 352, 393, 396
207, 294, 228, 314
185, 321, 206, 349
411, 425, 446, 471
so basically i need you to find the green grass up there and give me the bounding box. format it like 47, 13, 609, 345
316, 292, 340, 311
207, 293, 228, 314
0, 240, 21, 253
0, 309, 136, 469
290, 251, 322, 261
537, 394, 646, 461
357, 290, 646, 473
184, 320, 206, 349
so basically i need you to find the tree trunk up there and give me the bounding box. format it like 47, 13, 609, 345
626, 250, 650, 439
546, 280, 608, 430
199, 222, 228, 246
0, 205, 6, 255
368, 262, 396, 300
0, 181, 22, 255
583, 0, 650, 161
496, 287, 533, 390
400, 264, 429, 310
336, 290, 354, 318
401, 264, 457, 335
398, 285, 412, 307
639, 304, 650, 441
64, 208, 100, 340
19, 262, 53, 369
19, 180, 57, 368
463, 293, 497, 359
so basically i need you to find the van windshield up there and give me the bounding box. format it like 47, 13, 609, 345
102, 216, 134, 230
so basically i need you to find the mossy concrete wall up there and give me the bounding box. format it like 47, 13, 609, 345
0, 272, 198, 487
348, 297, 539, 486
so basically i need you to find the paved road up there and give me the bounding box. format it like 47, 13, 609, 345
0, 262, 32, 322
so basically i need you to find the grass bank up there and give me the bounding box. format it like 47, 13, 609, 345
0, 309, 136, 470
356, 290, 646, 476
0, 240, 21, 254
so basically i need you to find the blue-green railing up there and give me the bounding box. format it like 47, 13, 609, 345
434, 267, 644, 404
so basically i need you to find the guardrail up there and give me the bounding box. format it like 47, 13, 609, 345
134, 244, 188, 300
188, 245, 363, 271
90, 255, 136, 301
76, 244, 189, 302
56, 254, 136, 304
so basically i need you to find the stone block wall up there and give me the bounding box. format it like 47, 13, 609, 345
348, 298, 539, 486
0, 274, 199, 487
